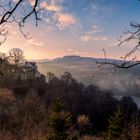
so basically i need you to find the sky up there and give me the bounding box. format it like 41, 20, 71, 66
0, 0, 140, 60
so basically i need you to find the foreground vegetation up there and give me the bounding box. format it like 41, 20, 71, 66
0, 51, 140, 140
0, 72, 140, 140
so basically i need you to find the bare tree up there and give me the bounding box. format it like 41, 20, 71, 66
97, 22, 140, 69
0, 0, 41, 45
8, 48, 25, 66
95, 1, 140, 69
0, 0, 42, 74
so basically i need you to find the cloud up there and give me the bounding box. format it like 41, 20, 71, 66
80, 35, 92, 42
93, 36, 108, 41
40, 1, 62, 12
92, 25, 102, 33
80, 34, 108, 42
86, 25, 102, 34
40, 0, 76, 30
79, 25, 103, 42
24, 39, 43, 47
28, 0, 35, 6
54, 13, 76, 29
12, 0, 19, 3
91, 2, 111, 14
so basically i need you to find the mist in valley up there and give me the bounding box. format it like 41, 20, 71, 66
37, 56, 140, 97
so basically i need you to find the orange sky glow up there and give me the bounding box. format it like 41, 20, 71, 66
0, 0, 140, 61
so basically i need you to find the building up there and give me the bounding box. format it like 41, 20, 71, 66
1, 61, 42, 80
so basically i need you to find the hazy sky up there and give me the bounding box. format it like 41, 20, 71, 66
0, 0, 140, 60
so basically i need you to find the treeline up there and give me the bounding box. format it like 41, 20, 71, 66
0, 68, 139, 139
0, 48, 46, 93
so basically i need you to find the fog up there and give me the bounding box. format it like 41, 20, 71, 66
37, 59, 140, 97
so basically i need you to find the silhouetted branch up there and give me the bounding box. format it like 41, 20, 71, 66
0, 0, 41, 44
0, 0, 41, 74
98, 21, 140, 69
118, 22, 140, 46
97, 60, 140, 69
97, 48, 140, 69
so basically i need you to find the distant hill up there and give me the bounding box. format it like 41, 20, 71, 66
53, 55, 96, 63
37, 55, 140, 96
38, 55, 116, 64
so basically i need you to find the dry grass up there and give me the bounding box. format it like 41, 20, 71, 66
0, 88, 15, 101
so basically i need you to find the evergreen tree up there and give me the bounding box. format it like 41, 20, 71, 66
103, 106, 124, 140
47, 99, 71, 140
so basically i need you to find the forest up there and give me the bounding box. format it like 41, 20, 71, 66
0, 50, 139, 140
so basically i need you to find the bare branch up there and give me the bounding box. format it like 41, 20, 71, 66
0, 0, 41, 74
97, 48, 140, 69
99, 21, 140, 69
0, 0, 41, 45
